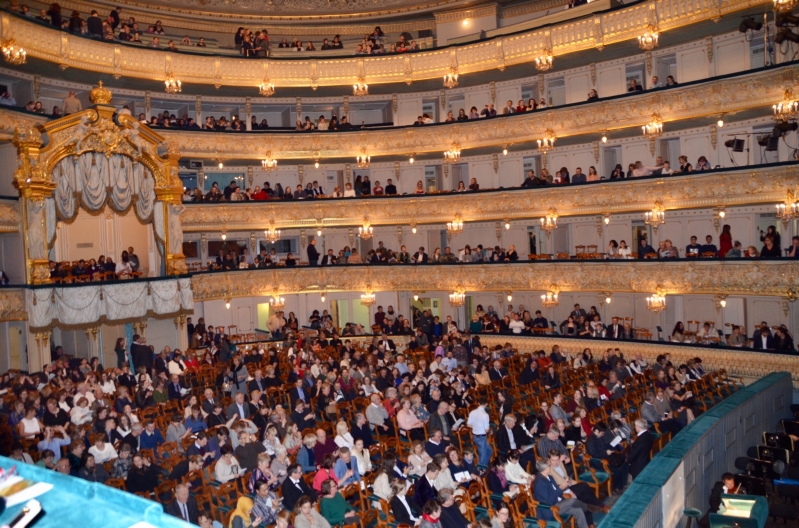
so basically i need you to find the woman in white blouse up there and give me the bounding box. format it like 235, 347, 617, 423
70, 397, 93, 426
334, 420, 355, 450
168, 352, 187, 376
99, 372, 116, 395
343, 182, 356, 197
215, 445, 246, 483
262, 425, 281, 457
407, 440, 432, 477
432, 454, 465, 497
618, 240, 632, 259
89, 433, 118, 464
351, 438, 372, 475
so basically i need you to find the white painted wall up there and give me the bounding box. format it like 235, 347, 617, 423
437, 13, 498, 45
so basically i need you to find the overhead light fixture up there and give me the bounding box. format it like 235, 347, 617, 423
264, 222, 281, 244
637, 24, 659, 51
537, 129, 556, 153
602, 292, 612, 305
270, 295, 285, 311
776, 191, 799, 225
356, 151, 371, 168
225, 299, 231, 309
353, 76, 368, 96
218, 161, 224, 169
444, 143, 461, 163
164, 73, 182, 94
715, 295, 727, 313
773, 91, 799, 122
221, 232, 227, 241
644, 200, 666, 233
320, 291, 326, 303
443, 67, 459, 89
360, 291, 376, 306
317, 228, 322, 237
713, 207, 726, 232
506, 292, 513, 302
601, 132, 608, 143
0, 38, 26, 65
504, 221, 511, 230
411, 223, 417, 234
646, 287, 667, 313
642, 113, 663, 138
258, 79, 275, 97
738, 16, 763, 32
774, 0, 799, 13
603, 213, 610, 225
446, 215, 464, 236
541, 287, 559, 308
534, 47, 553, 71
413, 292, 419, 301
502, 146, 508, 156
717, 117, 725, 128
261, 152, 278, 170
540, 207, 558, 237
314, 161, 320, 168
409, 155, 415, 164
449, 289, 466, 307
358, 218, 373, 239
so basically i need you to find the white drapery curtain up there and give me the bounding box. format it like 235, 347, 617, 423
52, 153, 156, 221
26, 277, 193, 330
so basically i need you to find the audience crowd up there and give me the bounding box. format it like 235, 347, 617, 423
2, 307, 745, 528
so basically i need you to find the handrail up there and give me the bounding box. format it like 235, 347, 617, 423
0, 0, 771, 89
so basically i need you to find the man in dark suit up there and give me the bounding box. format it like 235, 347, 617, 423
753, 327, 775, 350
167, 374, 186, 401
518, 361, 540, 385
412, 247, 429, 264
291, 400, 316, 431
320, 249, 337, 266
227, 392, 251, 420
307, 238, 320, 266
186, 432, 215, 467
201, 388, 220, 415
606, 317, 625, 340
248, 370, 266, 394
384, 179, 397, 195
154, 349, 169, 376
413, 463, 440, 508
534, 460, 591, 528
289, 378, 309, 408
282, 464, 317, 510
378, 333, 396, 352
488, 360, 508, 381
628, 418, 654, 479
165, 483, 198, 524
560, 304, 588, 332
130, 335, 152, 373
497, 414, 536, 469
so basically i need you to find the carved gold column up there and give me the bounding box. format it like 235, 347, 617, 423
13, 127, 56, 284
155, 141, 188, 275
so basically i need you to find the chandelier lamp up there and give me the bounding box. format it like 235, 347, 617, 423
264, 222, 281, 244
444, 143, 461, 163
644, 200, 666, 233
164, 73, 182, 94
638, 24, 659, 51
540, 207, 558, 237
360, 291, 376, 306
537, 130, 556, 153
449, 289, 466, 307
776, 191, 799, 225
534, 48, 553, 71
358, 218, 373, 239
0, 39, 26, 65
446, 215, 464, 236
270, 295, 285, 311
443, 67, 459, 89
356, 152, 371, 168
258, 79, 275, 97
773, 90, 799, 122
541, 287, 559, 308
261, 152, 278, 170
353, 76, 368, 96
646, 288, 667, 313
774, 0, 799, 12
642, 113, 663, 138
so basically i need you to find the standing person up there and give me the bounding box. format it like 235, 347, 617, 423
307, 238, 320, 266
627, 418, 654, 479
467, 397, 492, 466
719, 224, 732, 257
114, 337, 127, 368
130, 334, 152, 374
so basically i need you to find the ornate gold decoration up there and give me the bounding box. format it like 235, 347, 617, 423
448, 288, 466, 307
644, 200, 666, 234
646, 286, 667, 313
0, 289, 27, 321
0, 0, 758, 89
638, 24, 659, 51
1, 38, 26, 65
541, 286, 560, 307
540, 207, 558, 237
443, 68, 458, 89
537, 129, 556, 153
535, 47, 554, 71
180, 165, 799, 232
89, 81, 112, 104
189, 261, 799, 302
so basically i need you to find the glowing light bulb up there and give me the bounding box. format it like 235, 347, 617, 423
606, 296, 612, 304
601, 135, 607, 143
314, 161, 319, 168
604, 216, 610, 224
317, 229, 322, 236
719, 210, 726, 218
221, 233, 227, 240
321, 294, 326, 302
717, 119, 724, 128
225, 300, 231, 309
409, 157, 415, 164
502, 148, 508, 156
218, 162, 223, 169
413, 294, 419, 301
507, 294, 512, 302
412, 227, 417, 234
505, 223, 510, 230
462, 19, 469, 26
720, 299, 726, 307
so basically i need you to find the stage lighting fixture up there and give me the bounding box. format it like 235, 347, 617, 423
774, 121, 799, 136
739, 17, 763, 33
724, 138, 745, 152
775, 26, 799, 44
776, 12, 799, 27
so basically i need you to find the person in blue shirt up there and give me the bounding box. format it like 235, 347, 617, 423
139, 420, 165, 452
333, 446, 361, 486
637, 238, 656, 259
700, 235, 718, 256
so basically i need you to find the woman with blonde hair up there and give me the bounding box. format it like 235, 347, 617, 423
334, 420, 354, 450
408, 439, 432, 477
282, 421, 302, 456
